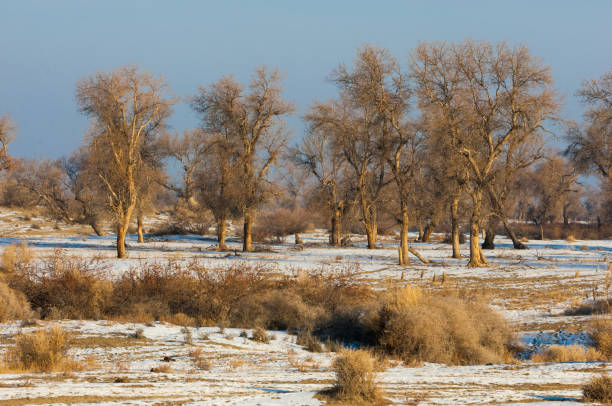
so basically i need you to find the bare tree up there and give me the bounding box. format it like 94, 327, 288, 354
412, 40, 558, 266
76, 66, 174, 258
158, 130, 207, 211
0, 114, 16, 173
526, 156, 578, 239
566, 68, 612, 183
191, 68, 294, 252
295, 111, 347, 246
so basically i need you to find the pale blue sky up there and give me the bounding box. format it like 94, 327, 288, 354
1, 0, 611, 158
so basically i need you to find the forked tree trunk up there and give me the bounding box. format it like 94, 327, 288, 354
450, 196, 461, 259
363, 205, 377, 249
421, 217, 438, 242
217, 218, 227, 251
468, 192, 488, 267
137, 214, 144, 243
243, 211, 253, 252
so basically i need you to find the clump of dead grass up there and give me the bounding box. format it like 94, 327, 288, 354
0, 281, 33, 322
369, 287, 514, 365
591, 318, 612, 358
331, 349, 382, 404
583, 374, 612, 404
251, 326, 270, 343
531, 344, 603, 362
3, 326, 70, 372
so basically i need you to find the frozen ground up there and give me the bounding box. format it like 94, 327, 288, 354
0, 209, 611, 405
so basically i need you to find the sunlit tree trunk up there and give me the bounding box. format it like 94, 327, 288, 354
451, 196, 461, 259
243, 211, 253, 252
468, 191, 488, 267
217, 218, 227, 251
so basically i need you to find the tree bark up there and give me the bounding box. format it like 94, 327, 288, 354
421, 217, 438, 242
468, 191, 488, 267
482, 226, 496, 249
399, 204, 410, 265
363, 205, 377, 249
539, 224, 544, 240
137, 214, 144, 243
117, 220, 128, 259
90, 221, 105, 237
243, 212, 253, 252
451, 196, 461, 259
330, 206, 342, 246
500, 216, 526, 249
295, 233, 302, 245
217, 218, 227, 251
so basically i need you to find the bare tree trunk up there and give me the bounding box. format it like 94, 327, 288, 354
363, 205, 377, 249
539, 224, 544, 240
482, 226, 496, 249
451, 196, 461, 259
137, 214, 144, 243
117, 220, 128, 259
417, 220, 423, 241
399, 204, 409, 265
330, 206, 342, 246
243, 211, 253, 252
90, 221, 105, 237
500, 216, 526, 249
468, 191, 488, 267
421, 217, 438, 242
217, 218, 227, 251
295, 233, 302, 245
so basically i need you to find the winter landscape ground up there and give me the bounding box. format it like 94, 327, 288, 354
0, 210, 611, 405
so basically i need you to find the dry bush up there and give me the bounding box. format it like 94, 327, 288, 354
531, 344, 603, 362
7, 250, 111, 319
369, 287, 514, 365
583, 374, 612, 404
0, 281, 33, 322
565, 299, 612, 316
332, 349, 381, 403
3, 326, 70, 372
251, 326, 270, 343
566, 235, 576, 242
297, 330, 323, 352
591, 318, 612, 358
189, 347, 211, 370
252, 208, 311, 243
0, 242, 34, 274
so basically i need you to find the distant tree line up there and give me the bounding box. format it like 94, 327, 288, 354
0, 40, 610, 265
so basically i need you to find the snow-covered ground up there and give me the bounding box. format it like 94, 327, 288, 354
0, 209, 611, 405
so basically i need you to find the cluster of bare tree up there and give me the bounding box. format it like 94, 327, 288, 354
0, 40, 610, 265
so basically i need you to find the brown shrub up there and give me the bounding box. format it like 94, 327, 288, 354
565, 299, 612, 316
296, 330, 323, 352
332, 349, 381, 403
591, 318, 612, 357
4, 326, 70, 372
531, 345, 603, 362
252, 208, 310, 243
583, 374, 612, 404
0, 281, 33, 322
0, 242, 34, 274
370, 287, 514, 365
251, 327, 270, 343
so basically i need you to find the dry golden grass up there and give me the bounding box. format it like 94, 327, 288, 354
583, 374, 612, 404
188, 347, 211, 370
1, 326, 71, 372
531, 345, 603, 362
0, 281, 33, 322
0, 242, 34, 274
591, 318, 612, 358
331, 349, 382, 404
150, 363, 172, 373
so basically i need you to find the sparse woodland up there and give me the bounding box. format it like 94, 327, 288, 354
0, 40, 610, 265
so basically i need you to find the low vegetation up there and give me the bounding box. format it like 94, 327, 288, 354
2, 325, 70, 372
531, 344, 603, 363
0, 248, 517, 365
330, 349, 382, 404
583, 374, 612, 404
